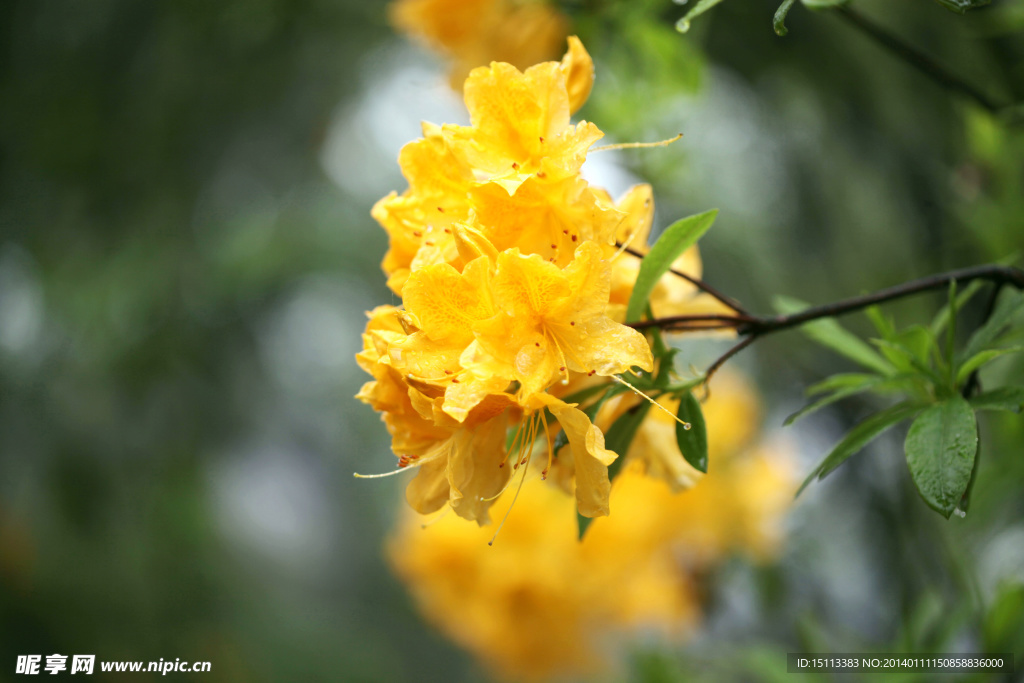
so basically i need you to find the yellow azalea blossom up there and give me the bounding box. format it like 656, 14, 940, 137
469, 174, 622, 267
389, 407, 795, 681
371, 122, 474, 293
442, 38, 602, 190
472, 241, 654, 400
389, 0, 570, 92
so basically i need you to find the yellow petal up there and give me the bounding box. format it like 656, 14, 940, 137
446, 416, 510, 524
406, 454, 451, 515
534, 395, 616, 518
560, 36, 594, 114
402, 257, 494, 343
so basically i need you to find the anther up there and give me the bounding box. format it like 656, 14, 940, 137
512, 162, 519, 170
444, 370, 452, 375
413, 231, 422, 237
437, 206, 444, 213
559, 366, 565, 372
571, 234, 577, 242
451, 378, 460, 383
535, 342, 541, 347
550, 244, 557, 249
570, 321, 575, 326
536, 171, 546, 178
538, 136, 544, 143
444, 228, 451, 234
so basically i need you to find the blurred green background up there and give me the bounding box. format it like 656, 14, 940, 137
1, 0, 1022, 680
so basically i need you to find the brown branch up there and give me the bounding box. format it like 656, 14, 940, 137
618, 244, 750, 316
633, 264, 1024, 380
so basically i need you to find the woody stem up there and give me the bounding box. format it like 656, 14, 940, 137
632, 264, 1024, 382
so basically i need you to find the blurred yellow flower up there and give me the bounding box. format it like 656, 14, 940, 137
389, 0, 571, 92
389, 371, 795, 681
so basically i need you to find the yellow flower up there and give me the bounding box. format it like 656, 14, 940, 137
371, 122, 474, 293
390, 0, 572, 94
473, 241, 654, 400
389, 382, 795, 680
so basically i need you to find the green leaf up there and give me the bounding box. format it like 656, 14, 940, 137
603, 402, 653, 484
774, 296, 893, 374
796, 401, 923, 497
786, 374, 903, 426
930, 0, 991, 15
626, 209, 718, 323
929, 279, 984, 338
675, 0, 728, 33
675, 392, 708, 472
962, 289, 1024, 360
872, 326, 936, 378
969, 386, 1024, 413
807, 372, 883, 395
866, 305, 897, 341
801, 0, 848, 8
872, 338, 944, 387
773, 0, 797, 36
904, 396, 978, 518
955, 346, 1024, 386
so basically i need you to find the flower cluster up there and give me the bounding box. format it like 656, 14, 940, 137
358, 39, 734, 524
389, 371, 795, 681
389, 0, 569, 89
359, 39, 653, 523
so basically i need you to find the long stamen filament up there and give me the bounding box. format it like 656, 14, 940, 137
489, 416, 535, 546
611, 374, 691, 429
353, 467, 416, 479
591, 133, 683, 153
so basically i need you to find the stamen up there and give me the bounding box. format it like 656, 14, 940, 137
489, 415, 535, 546
591, 133, 683, 153
353, 467, 416, 479
420, 507, 450, 529
610, 375, 691, 430
539, 410, 554, 480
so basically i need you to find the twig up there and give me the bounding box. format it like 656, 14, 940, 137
835, 5, 1004, 114
618, 244, 751, 316
634, 264, 1024, 379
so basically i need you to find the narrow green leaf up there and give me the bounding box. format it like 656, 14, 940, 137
872, 326, 937, 379
774, 296, 894, 374
786, 374, 907, 426
773, 0, 797, 36
603, 402, 653, 484
675, 392, 708, 472
796, 401, 923, 497
962, 289, 1024, 360
807, 372, 882, 395
872, 338, 945, 387
955, 346, 1024, 386
866, 305, 897, 341
945, 280, 958, 387
930, 279, 984, 338
930, 0, 991, 15
801, 0, 848, 8
904, 396, 978, 518
626, 209, 718, 323
969, 386, 1024, 413
676, 0, 728, 33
